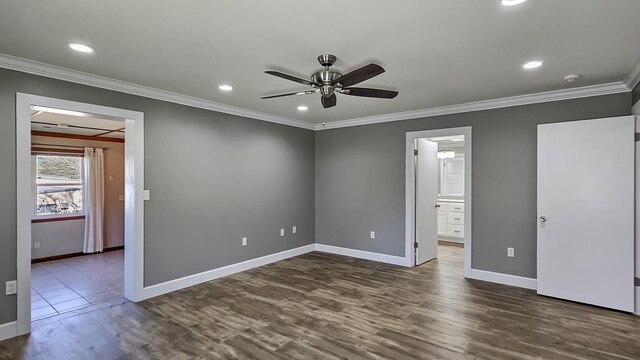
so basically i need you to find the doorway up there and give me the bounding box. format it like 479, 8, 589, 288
30, 113, 126, 320
405, 127, 472, 277
15, 94, 145, 336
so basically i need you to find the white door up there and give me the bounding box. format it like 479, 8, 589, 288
537, 116, 635, 312
416, 139, 439, 265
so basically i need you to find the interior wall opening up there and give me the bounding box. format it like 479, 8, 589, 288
16, 93, 145, 336
405, 127, 472, 277
29, 108, 126, 321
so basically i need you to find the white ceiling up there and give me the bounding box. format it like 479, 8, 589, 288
31, 111, 125, 139
2, 1, 640, 125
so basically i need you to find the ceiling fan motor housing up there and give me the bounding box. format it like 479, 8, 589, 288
311, 70, 342, 97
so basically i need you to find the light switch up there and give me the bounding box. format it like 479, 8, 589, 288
143, 190, 150, 201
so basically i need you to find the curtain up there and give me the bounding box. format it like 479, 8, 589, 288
83, 147, 105, 253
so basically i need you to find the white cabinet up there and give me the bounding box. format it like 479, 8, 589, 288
437, 200, 464, 241
437, 212, 447, 236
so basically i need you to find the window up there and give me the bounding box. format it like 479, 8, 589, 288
33, 154, 84, 216
440, 156, 464, 196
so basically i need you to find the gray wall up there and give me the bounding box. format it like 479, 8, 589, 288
316, 94, 631, 278
0, 68, 315, 324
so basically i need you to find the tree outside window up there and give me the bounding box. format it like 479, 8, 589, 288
35, 155, 84, 216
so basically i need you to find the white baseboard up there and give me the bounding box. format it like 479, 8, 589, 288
0, 321, 17, 342
315, 244, 411, 267
141, 244, 316, 300
468, 269, 537, 290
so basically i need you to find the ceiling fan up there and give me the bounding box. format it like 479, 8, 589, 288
261, 54, 398, 109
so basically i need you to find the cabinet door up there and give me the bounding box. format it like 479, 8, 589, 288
437, 212, 447, 236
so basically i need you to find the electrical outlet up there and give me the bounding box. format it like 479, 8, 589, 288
507, 247, 515, 258
143, 190, 150, 201
280, 228, 285, 237
119, 195, 125, 201
6, 281, 17, 295
34, 242, 40, 249
370, 231, 375, 239
242, 237, 247, 247
292, 226, 297, 234
108, 175, 114, 182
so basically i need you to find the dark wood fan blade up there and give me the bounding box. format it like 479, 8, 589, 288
342, 87, 398, 99
261, 90, 316, 99
265, 71, 314, 86
321, 94, 337, 108
332, 63, 385, 87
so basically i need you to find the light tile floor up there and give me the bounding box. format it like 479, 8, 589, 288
31, 250, 124, 321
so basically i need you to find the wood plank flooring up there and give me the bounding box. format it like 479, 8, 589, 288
1, 245, 639, 359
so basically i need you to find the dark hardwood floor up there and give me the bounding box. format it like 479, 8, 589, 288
1, 244, 639, 359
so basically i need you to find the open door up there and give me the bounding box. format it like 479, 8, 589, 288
537, 116, 635, 312
415, 139, 439, 265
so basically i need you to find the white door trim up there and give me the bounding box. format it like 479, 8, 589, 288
15, 93, 145, 336
405, 127, 472, 277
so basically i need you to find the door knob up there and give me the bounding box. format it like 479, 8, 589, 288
539, 216, 547, 222
435, 204, 441, 208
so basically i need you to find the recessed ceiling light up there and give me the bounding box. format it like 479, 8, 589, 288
501, 0, 527, 6
523, 60, 543, 70
563, 74, 580, 82
297, 105, 308, 111
218, 84, 233, 91
67, 42, 95, 53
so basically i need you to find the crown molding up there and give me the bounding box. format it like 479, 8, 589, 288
626, 56, 640, 90
0, 53, 634, 133
0, 53, 315, 130
316, 82, 630, 130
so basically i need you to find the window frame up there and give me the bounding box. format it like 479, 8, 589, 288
31, 153, 86, 220
439, 155, 465, 197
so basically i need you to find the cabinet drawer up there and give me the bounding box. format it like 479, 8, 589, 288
447, 212, 464, 225
449, 203, 464, 212
447, 224, 464, 238
437, 203, 449, 212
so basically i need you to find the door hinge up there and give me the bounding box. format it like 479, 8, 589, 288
414, 149, 418, 156
414, 242, 418, 249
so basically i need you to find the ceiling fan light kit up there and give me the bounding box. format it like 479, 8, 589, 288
262, 54, 398, 109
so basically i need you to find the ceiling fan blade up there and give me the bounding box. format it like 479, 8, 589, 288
261, 90, 316, 99
332, 63, 385, 87
321, 94, 337, 108
265, 71, 315, 86
342, 87, 398, 99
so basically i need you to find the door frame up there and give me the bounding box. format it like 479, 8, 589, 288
405, 126, 472, 277
15, 93, 145, 336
